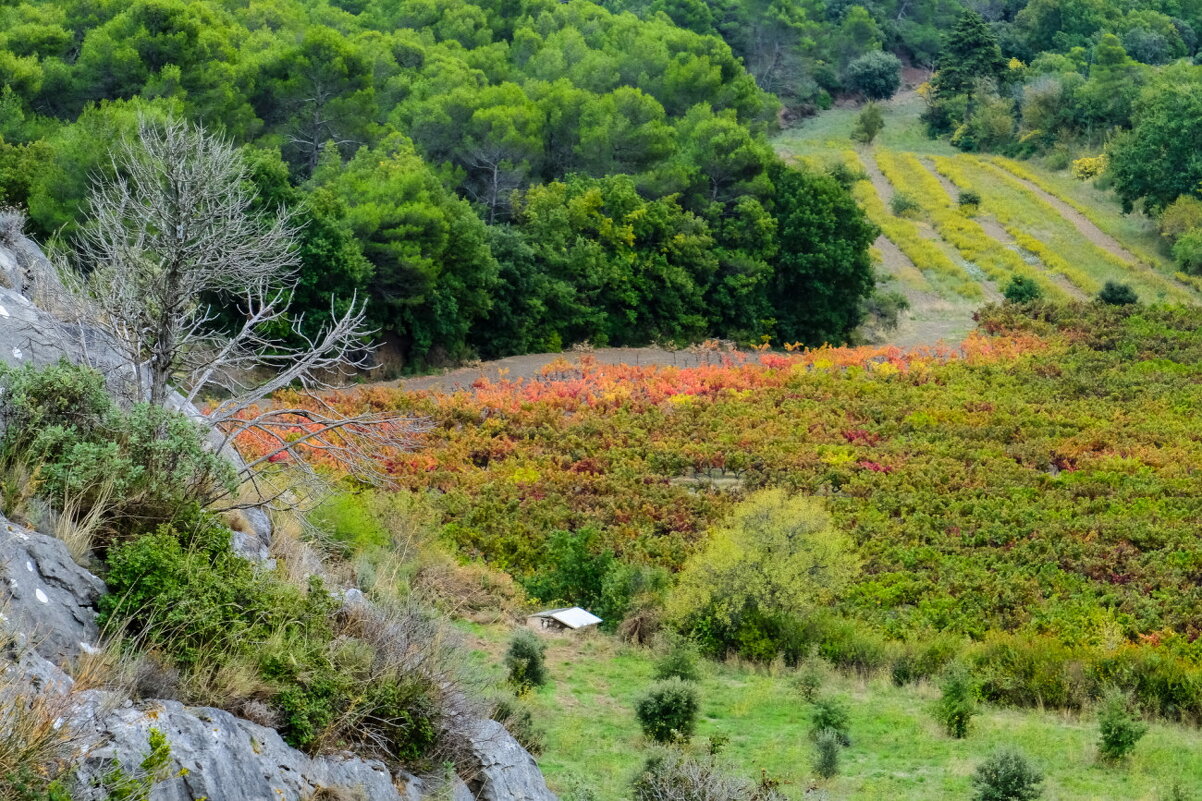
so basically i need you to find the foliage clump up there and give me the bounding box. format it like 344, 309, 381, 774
933, 665, 978, 739
0, 360, 235, 536
851, 103, 885, 145
635, 677, 700, 743
1097, 281, 1139, 305
506, 629, 549, 690
1097, 688, 1147, 761
812, 728, 842, 779
809, 696, 852, 747
667, 490, 859, 660
654, 634, 703, 683
970, 748, 1043, 801
1002, 275, 1043, 304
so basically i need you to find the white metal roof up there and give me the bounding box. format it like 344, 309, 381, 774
532, 607, 602, 629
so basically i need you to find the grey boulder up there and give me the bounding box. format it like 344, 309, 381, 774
0, 518, 105, 662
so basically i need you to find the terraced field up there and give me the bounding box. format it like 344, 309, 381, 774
774, 93, 1200, 345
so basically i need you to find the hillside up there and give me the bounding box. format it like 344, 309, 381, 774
773, 90, 1198, 346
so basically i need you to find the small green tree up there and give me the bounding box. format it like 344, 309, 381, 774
933, 665, 978, 738
1097, 281, 1139, 305
1097, 688, 1147, 762
970, 748, 1043, 801
1002, 275, 1042, 304
635, 677, 700, 743
505, 629, 549, 689
812, 728, 842, 779
851, 103, 886, 145
654, 634, 702, 682
932, 10, 1008, 117
809, 697, 851, 746
844, 51, 902, 101
958, 190, 982, 209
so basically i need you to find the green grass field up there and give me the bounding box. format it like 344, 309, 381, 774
469, 627, 1202, 801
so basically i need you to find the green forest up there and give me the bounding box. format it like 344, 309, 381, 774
5, 0, 1202, 367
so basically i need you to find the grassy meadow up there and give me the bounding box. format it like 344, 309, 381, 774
467, 625, 1202, 801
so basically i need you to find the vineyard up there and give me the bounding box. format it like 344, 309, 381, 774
237, 302, 1202, 723
773, 93, 1201, 346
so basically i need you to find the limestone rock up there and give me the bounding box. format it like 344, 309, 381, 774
0, 518, 105, 662
70, 699, 414, 801
465, 718, 559, 801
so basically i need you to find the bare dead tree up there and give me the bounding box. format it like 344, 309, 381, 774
62, 117, 426, 505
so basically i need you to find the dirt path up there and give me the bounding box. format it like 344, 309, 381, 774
995, 170, 1142, 265
859, 150, 897, 204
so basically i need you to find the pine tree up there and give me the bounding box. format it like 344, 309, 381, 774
932, 11, 1007, 116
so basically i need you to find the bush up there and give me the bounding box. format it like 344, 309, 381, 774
0, 361, 235, 536
1097, 688, 1147, 761
654, 634, 702, 682
1097, 281, 1139, 305
850, 103, 885, 145
844, 51, 902, 101
1159, 196, 1202, 241
958, 190, 982, 208
934, 665, 978, 738
1002, 275, 1043, 303
635, 677, 700, 743
631, 751, 753, 801
790, 652, 826, 702
505, 629, 549, 689
1172, 228, 1202, 274
890, 192, 920, 217
970, 748, 1043, 801
1071, 155, 1108, 181
808, 697, 851, 746
812, 728, 842, 779
100, 521, 443, 761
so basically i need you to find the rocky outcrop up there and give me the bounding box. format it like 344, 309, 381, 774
71, 698, 419, 801
465, 719, 560, 801
0, 519, 104, 663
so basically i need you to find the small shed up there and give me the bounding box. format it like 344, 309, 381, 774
526, 606, 603, 632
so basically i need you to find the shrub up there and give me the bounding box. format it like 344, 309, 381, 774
934, 665, 978, 738
654, 634, 702, 683
1071, 155, 1108, 181
808, 697, 851, 746
101, 521, 445, 762
812, 728, 841, 779
826, 161, 867, 189
958, 190, 982, 209
1159, 196, 1202, 241
890, 192, 920, 217
850, 103, 885, 145
0, 361, 235, 537
970, 748, 1043, 801
1002, 275, 1043, 303
1172, 228, 1202, 274
1097, 688, 1147, 762
505, 629, 549, 689
1098, 281, 1139, 305
631, 751, 753, 801
635, 677, 700, 743
844, 51, 902, 101
790, 653, 826, 702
